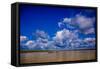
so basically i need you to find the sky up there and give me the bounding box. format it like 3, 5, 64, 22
19, 4, 96, 50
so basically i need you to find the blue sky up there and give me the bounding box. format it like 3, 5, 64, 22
20, 4, 96, 50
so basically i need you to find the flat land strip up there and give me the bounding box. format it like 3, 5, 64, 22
20, 50, 96, 64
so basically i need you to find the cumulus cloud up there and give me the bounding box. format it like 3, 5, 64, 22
25, 40, 37, 49
23, 28, 95, 50
54, 29, 76, 40
20, 36, 28, 42
83, 37, 95, 48
84, 28, 95, 34
20, 13, 96, 50
20, 30, 50, 50
58, 14, 95, 35
52, 29, 79, 48
20, 32, 95, 50
36, 30, 49, 39
25, 30, 50, 50
58, 18, 76, 29
75, 14, 95, 29
35, 30, 50, 49
84, 38, 95, 43
58, 22, 64, 28
71, 41, 80, 47
23, 38, 49, 50
63, 18, 71, 23
25, 40, 35, 46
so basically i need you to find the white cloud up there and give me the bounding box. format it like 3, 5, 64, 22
83, 37, 95, 47
58, 22, 64, 28
84, 28, 95, 34
36, 30, 49, 39
20, 30, 50, 50
63, 18, 71, 23
24, 38, 49, 50
53, 29, 79, 48
58, 18, 76, 29
75, 14, 95, 29
54, 29, 79, 41
70, 39, 82, 47
54, 30, 63, 40
20, 14, 96, 50
84, 38, 95, 42
20, 36, 28, 42
25, 40, 35, 46
20, 31, 95, 50
35, 38, 49, 50
54, 29, 71, 40
25, 40, 36, 49
58, 14, 95, 35
75, 15, 95, 35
